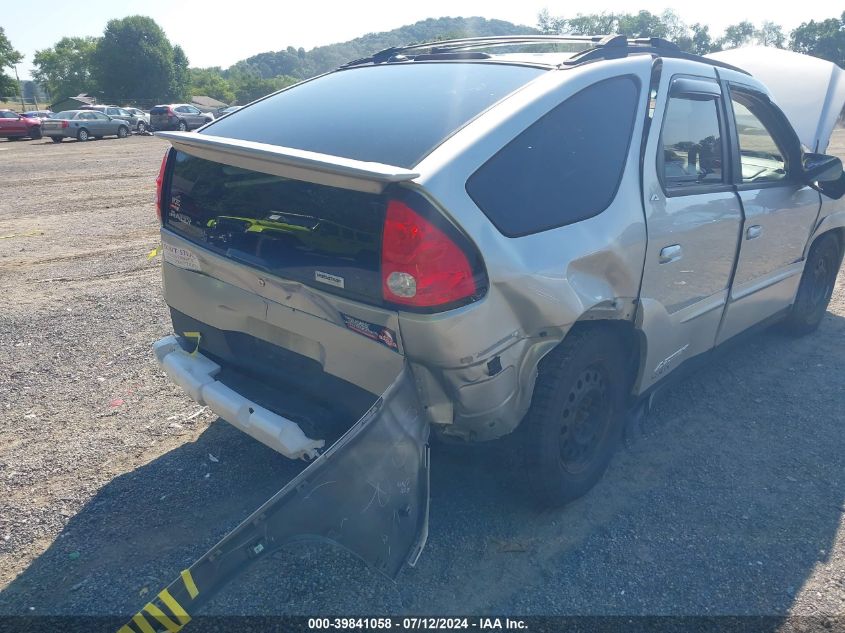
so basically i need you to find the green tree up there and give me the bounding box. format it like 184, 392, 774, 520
565, 13, 619, 36
617, 10, 668, 38
233, 74, 297, 105
94, 16, 179, 102
755, 21, 786, 48
171, 45, 190, 101
189, 67, 235, 104
675, 23, 716, 54
790, 12, 845, 67
0, 27, 23, 96
32, 36, 99, 101
719, 21, 756, 49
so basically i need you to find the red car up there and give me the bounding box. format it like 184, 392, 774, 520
0, 109, 43, 140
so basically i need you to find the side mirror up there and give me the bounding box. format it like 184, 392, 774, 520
803, 152, 843, 184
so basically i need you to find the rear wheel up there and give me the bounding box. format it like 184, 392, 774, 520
137, 121, 147, 133
77, 128, 89, 142
177, 120, 187, 132
117, 126, 129, 139
522, 328, 628, 507
7, 136, 19, 141
51, 136, 63, 143
783, 234, 842, 336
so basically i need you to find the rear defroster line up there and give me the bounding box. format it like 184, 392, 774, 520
117, 361, 430, 633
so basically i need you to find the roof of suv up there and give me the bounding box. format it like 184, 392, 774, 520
342, 34, 749, 76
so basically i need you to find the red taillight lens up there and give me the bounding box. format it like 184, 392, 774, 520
155, 149, 169, 223
167, 106, 175, 116
61, 120, 68, 128
381, 200, 477, 308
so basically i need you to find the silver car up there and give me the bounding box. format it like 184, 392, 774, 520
140, 36, 845, 602
42, 110, 131, 142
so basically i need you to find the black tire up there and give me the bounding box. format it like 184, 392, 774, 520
7, 136, 19, 141
29, 127, 42, 140
783, 234, 842, 336
522, 328, 628, 507
77, 128, 89, 142
50, 136, 63, 143
177, 120, 187, 132
137, 121, 147, 133
117, 125, 129, 139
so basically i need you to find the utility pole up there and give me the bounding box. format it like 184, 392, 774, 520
13, 64, 25, 111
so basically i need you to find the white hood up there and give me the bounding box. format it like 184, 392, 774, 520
707, 47, 845, 154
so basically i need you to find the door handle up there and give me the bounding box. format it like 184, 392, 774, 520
659, 244, 682, 264
746, 225, 762, 240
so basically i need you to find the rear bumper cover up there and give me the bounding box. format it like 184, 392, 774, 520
153, 335, 325, 459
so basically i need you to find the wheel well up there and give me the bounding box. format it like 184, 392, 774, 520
564, 319, 644, 397
811, 228, 845, 268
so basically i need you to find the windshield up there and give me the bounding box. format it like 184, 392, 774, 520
203, 62, 546, 168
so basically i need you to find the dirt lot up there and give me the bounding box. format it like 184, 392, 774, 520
1, 132, 844, 625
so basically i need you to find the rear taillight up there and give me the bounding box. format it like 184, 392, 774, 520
167, 106, 175, 116
381, 199, 477, 308
61, 121, 68, 128
155, 149, 169, 223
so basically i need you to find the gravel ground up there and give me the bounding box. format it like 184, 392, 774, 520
0, 132, 844, 624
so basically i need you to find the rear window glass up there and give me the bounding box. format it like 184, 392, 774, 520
466, 75, 641, 237
54, 111, 76, 118
202, 63, 545, 168
164, 151, 387, 304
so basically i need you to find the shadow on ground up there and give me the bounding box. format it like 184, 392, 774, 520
1, 314, 843, 625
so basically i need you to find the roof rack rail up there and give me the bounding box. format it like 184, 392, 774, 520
340, 34, 750, 75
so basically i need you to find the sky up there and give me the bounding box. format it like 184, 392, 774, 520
4, 0, 844, 79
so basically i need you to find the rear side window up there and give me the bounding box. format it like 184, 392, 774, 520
203, 63, 545, 168
660, 97, 724, 187
465, 75, 640, 237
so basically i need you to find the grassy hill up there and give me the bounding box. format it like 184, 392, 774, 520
227, 16, 539, 80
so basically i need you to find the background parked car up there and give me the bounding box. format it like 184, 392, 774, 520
42, 110, 131, 142
215, 105, 242, 118
0, 110, 42, 140
80, 105, 148, 133
123, 107, 151, 132
22, 110, 53, 120
149, 104, 213, 131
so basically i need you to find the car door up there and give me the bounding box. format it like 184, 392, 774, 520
106, 106, 125, 125
1, 111, 25, 136
715, 74, 821, 344
172, 105, 189, 127
636, 61, 744, 393
0, 111, 12, 135
185, 105, 204, 128
117, 108, 137, 127
86, 111, 105, 135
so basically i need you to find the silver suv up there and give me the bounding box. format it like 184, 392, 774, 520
147, 36, 845, 592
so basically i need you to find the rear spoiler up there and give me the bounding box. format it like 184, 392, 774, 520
155, 131, 420, 194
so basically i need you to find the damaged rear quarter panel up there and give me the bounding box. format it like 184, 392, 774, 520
400, 57, 652, 437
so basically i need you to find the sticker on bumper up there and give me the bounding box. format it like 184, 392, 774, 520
340, 313, 399, 351
163, 243, 201, 271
